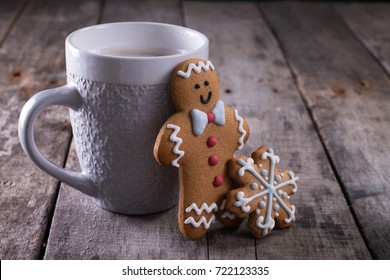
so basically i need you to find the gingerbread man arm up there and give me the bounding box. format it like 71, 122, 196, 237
154, 117, 186, 168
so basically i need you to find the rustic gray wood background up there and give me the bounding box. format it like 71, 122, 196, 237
0, 0, 389, 260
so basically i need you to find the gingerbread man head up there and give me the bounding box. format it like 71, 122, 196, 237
170, 58, 220, 112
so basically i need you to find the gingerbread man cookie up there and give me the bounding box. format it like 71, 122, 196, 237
226, 145, 299, 238
154, 58, 250, 240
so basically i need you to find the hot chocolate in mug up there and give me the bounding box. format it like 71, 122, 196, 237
18, 22, 209, 215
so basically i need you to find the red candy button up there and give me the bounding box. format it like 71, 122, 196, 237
207, 112, 215, 123
208, 154, 219, 166
207, 136, 217, 147
213, 175, 223, 187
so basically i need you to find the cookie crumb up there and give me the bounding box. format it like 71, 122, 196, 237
359, 79, 370, 88
330, 84, 346, 97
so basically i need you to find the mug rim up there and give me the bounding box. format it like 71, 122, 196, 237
65, 22, 209, 85
66, 22, 209, 61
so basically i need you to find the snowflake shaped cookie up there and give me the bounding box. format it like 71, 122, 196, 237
226, 145, 299, 238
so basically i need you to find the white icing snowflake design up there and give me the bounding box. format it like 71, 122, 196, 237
227, 146, 299, 238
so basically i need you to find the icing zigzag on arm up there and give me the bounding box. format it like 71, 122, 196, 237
234, 109, 246, 150
167, 124, 185, 168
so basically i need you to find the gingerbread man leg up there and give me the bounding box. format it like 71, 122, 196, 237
178, 172, 244, 239
178, 168, 219, 240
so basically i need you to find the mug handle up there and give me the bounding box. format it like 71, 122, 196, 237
18, 85, 97, 197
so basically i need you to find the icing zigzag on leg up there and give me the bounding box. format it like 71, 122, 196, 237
185, 202, 218, 215
184, 215, 216, 229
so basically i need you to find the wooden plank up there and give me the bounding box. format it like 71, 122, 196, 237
0, 0, 25, 45
102, 0, 182, 24
334, 3, 390, 259
261, 1, 390, 259
352, 193, 390, 259
0, 0, 100, 259
336, 3, 390, 76
44, 0, 208, 260
185, 1, 371, 259
45, 143, 207, 259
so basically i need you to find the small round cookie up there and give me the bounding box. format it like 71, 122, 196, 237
154, 58, 250, 240
226, 145, 299, 238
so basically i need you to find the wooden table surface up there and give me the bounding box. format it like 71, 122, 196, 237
1, 0, 389, 260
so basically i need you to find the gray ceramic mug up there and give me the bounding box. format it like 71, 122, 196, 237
18, 22, 209, 214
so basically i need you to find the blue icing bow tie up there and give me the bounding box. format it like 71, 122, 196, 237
190, 100, 225, 136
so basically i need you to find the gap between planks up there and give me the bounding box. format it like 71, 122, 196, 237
0, 0, 28, 47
